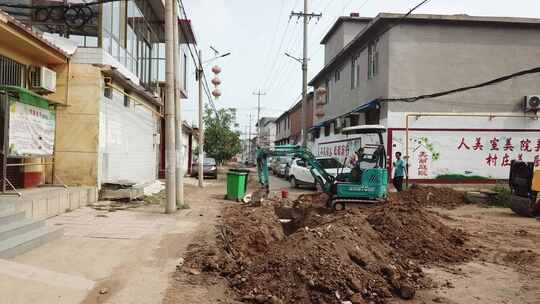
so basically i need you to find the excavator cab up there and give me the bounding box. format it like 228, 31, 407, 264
327, 125, 388, 210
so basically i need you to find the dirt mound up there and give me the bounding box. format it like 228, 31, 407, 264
182, 191, 471, 304
390, 186, 466, 209
367, 202, 473, 264
233, 212, 425, 304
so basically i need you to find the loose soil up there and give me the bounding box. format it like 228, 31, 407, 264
181, 187, 474, 304
172, 185, 540, 304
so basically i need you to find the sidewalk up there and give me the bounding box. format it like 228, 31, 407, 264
0, 182, 226, 304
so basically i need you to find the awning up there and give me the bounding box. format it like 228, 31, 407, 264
350, 99, 380, 114
309, 99, 380, 131
0, 86, 59, 109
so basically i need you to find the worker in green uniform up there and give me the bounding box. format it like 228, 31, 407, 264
393, 152, 406, 192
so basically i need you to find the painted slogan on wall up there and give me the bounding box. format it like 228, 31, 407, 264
392, 130, 540, 180
8, 101, 56, 157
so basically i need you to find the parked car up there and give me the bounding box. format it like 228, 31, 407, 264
190, 157, 218, 179
270, 156, 292, 177
288, 157, 350, 188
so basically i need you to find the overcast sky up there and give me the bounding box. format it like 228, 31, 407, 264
180, 0, 540, 136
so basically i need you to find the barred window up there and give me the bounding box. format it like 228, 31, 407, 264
0, 55, 25, 87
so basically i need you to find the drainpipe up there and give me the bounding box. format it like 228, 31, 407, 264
404, 112, 538, 188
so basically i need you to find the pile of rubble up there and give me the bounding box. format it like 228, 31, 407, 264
182, 187, 472, 304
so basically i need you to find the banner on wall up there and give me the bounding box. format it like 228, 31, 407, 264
8, 101, 55, 157
316, 134, 382, 165
391, 130, 540, 180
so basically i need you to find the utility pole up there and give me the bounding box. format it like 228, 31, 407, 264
197, 50, 204, 188
173, 0, 184, 208
164, 0, 177, 213
291, 1, 321, 148
248, 114, 252, 162
252, 90, 266, 146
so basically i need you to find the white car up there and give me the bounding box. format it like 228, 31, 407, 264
288, 157, 351, 188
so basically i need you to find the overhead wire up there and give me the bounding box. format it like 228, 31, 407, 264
177, 0, 220, 119
257, 0, 288, 89
381, 66, 540, 103
260, 0, 301, 92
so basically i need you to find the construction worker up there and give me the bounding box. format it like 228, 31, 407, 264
393, 152, 406, 192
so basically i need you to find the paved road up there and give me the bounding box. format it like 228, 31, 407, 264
268, 174, 315, 199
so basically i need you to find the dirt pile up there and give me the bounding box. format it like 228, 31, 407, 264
182, 191, 471, 304
367, 202, 473, 264
389, 186, 466, 209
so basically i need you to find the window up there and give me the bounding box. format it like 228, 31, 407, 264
183, 53, 188, 91
334, 67, 341, 82
350, 115, 359, 127
351, 54, 360, 89
365, 108, 380, 125
324, 125, 330, 137
123, 90, 130, 107
314, 128, 320, 139
325, 78, 330, 104
104, 86, 112, 99
368, 39, 379, 79
0, 55, 25, 87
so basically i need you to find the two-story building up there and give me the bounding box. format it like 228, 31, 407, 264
274, 92, 314, 146
5, 1, 197, 188
309, 13, 540, 182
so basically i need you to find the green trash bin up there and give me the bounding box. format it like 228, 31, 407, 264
227, 170, 249, 201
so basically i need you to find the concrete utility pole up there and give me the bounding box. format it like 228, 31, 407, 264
248, 114, 252, 161
197, 50, 204, 188
173, 1, 184, 208
164, 0, 177, 213
291, 1, 321, 148
252, 90, 266, 146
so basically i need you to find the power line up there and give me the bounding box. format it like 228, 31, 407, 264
177, 0, 220, 119
258, 0, 287, 88
381, 66, 540, 103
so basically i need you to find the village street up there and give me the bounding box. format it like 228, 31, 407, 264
0, 178, 226, 304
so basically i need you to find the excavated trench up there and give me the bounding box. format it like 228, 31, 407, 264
184, 188, 472, 304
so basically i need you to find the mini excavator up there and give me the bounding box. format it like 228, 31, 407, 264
255, 125, 388, 210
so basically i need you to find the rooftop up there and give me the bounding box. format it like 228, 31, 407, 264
310, 13, 540, 85
320, 16, 372, 44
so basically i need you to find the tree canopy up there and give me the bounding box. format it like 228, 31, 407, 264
203, 106, 241, 164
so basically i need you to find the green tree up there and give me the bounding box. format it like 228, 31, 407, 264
203, 106, 241, 164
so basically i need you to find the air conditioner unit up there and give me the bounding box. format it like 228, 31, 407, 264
30, 66, 56, 94
524, 95, 540, 112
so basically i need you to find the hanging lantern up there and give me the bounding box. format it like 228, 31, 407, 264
211, 77, 222, 86
212, 89, 222, 98
212, 65, 222, 74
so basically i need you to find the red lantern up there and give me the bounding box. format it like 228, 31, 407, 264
212, 89, 222, 98
211, 77, 222, 86
212, 65, 222, 74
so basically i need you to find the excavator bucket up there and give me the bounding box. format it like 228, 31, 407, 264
509, 195, 535, 217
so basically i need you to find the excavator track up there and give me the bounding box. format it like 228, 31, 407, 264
509, 195, 535, 217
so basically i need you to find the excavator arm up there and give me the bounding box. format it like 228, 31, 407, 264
256, 145, 335, 194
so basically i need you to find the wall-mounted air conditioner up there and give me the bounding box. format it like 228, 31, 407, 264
524, 95, 540, 112
30, 66, 56, 94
